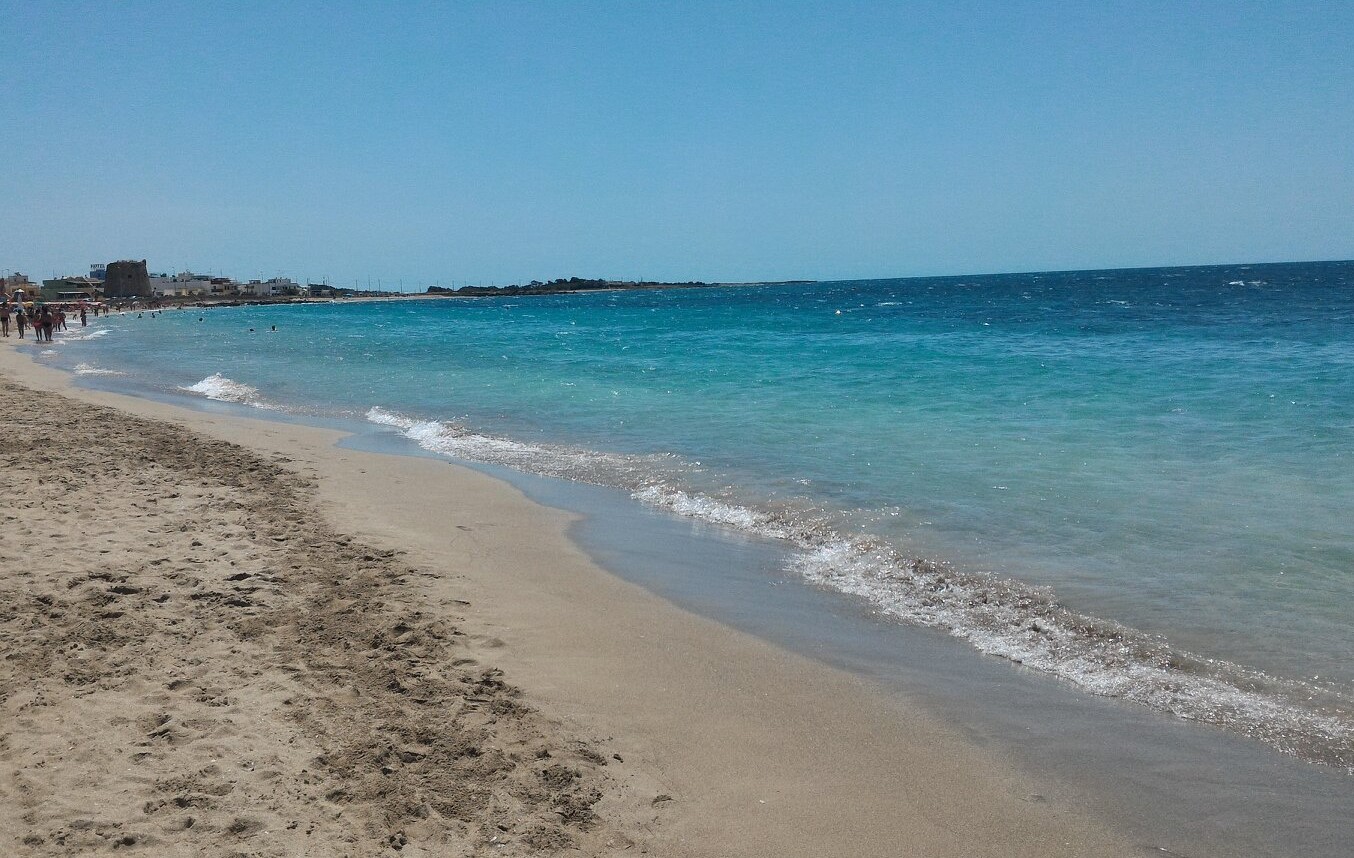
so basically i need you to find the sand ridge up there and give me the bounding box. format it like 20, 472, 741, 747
0, 377, 638, 856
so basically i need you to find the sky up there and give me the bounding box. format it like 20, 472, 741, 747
2, 1, 1351, 287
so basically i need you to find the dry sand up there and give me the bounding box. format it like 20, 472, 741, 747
0, 343, 1139, 857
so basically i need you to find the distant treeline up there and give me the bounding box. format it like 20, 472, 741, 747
427, 277, 712, 297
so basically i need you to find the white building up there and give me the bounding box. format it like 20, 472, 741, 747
149, 272, 213, 298
239, 277, 299, 297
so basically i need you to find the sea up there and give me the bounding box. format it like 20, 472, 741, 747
41, 261, 1354, 783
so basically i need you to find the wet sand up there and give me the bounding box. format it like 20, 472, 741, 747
0, 342, 1136, 856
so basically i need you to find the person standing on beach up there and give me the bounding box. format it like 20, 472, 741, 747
39, 306, 54, 342
0, 303, 9, 337
14, 305, 25, 338
79, 306, 87, 327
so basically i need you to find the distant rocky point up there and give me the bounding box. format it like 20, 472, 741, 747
426, 277, 815, 297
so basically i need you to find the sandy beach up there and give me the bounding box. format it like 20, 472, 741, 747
0, 342, 1137, 856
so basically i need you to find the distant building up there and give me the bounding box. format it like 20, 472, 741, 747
2, 273, 35, 298
240, 277, 299, 297
89, 264, 107, 281
104, 260, 151, 297
42, 276, 104, 300
198, 277, 236, 296
149, 271, 213, 298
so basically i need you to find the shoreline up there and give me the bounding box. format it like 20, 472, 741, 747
96, 296, 1354, 774
0, 332, 1139, 854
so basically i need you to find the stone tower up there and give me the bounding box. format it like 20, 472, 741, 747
104, 260, 151, 298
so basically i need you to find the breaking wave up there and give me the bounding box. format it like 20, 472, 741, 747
57, 328, 110, 342
366, 405, 1354, 770
72, 362, 125, 376
365, 407, 688, 487
788, 539, 1353, 770
181, 374, 277, 409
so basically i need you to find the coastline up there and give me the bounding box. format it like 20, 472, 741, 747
0, 338, 1137, 854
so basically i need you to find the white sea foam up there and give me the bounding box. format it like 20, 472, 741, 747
632, 485, 793, 539
364, 404, 1354, 770
73, 362, 125, 376
57, 328, 110, 342
366, 407, 680, 487
182, 373, 275, 408
788, 538, 1354, 769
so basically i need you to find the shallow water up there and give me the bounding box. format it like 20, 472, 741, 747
44, 260, 1354, 767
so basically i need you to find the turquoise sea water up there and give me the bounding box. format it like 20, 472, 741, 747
45, 260, 1354, 768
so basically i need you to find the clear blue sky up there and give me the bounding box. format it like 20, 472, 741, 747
3, 1, 1351, 286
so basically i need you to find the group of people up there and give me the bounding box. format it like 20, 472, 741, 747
0, 301, 89, 341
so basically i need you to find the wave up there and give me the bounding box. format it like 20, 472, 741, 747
789, 541, 1353, 769
181, 374, 277, 409
366, 405, 1354, 770
72, 362, 125, 376
56, 328, 110, 342
365, 407, 689, 487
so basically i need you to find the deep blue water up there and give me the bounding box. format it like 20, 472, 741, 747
44, 260, 1354, 767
